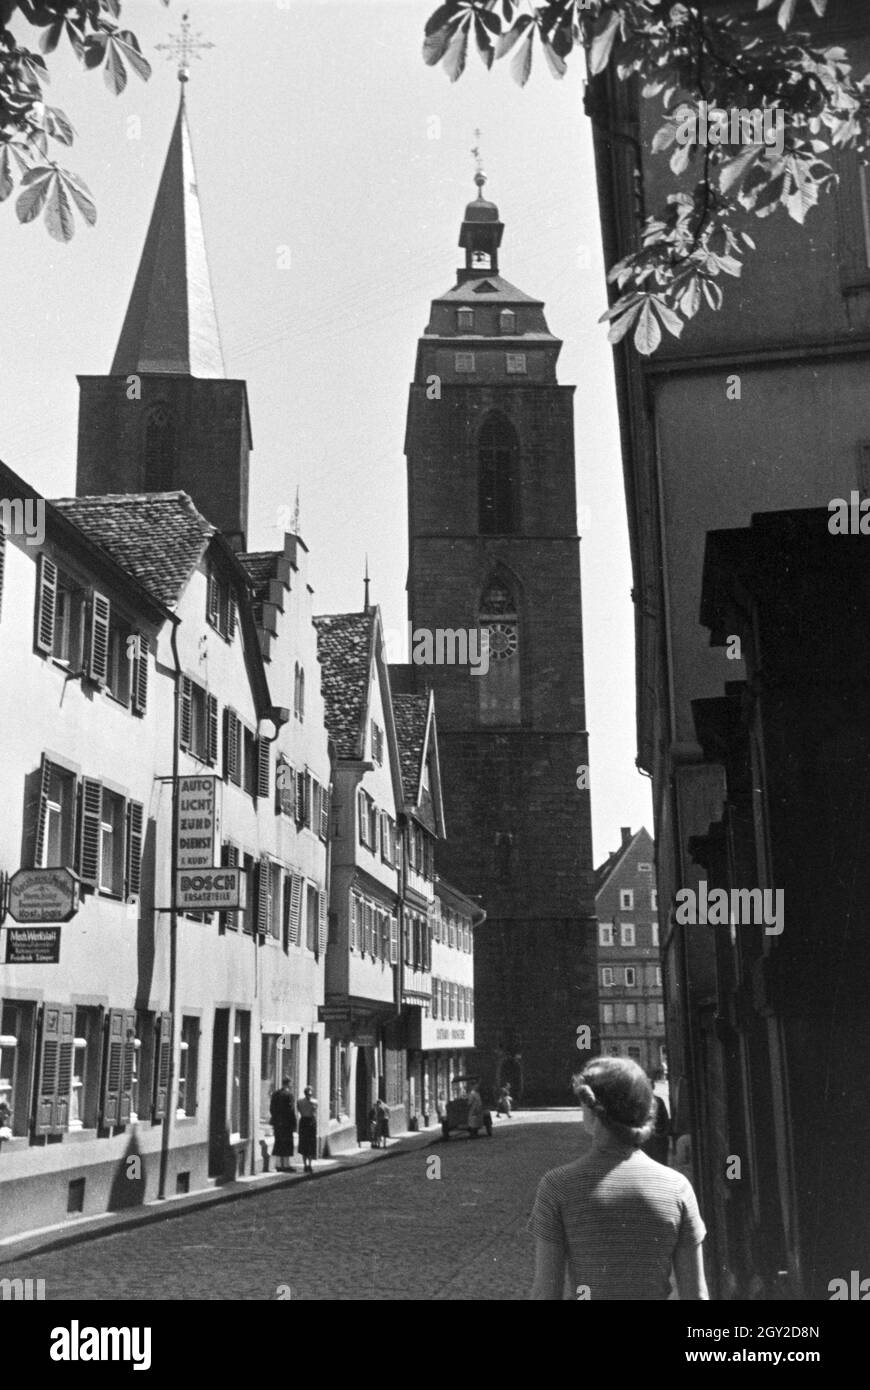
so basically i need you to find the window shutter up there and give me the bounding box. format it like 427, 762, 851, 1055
131, 634, 149, 715
207, 569, 219, 626
101, 1008, 133, 1127
120, 1008, 136, 1124
350, 893, 358, 951
318, 889, 328, 955
220, 843, 239, 930
257, 739, 270, 799
227, 595, 237, 641
358, 788, 367, 846
256, 857, 270, 935
206, 693, 219, 765
78, 777, 102, 886
0, 518, 5, 620
304, 772, 313, 827
320, 785, 330, 841
276, 758, 295, 816
180, 676, 193, 751
152, 1012, 172, 1120
34, 553, 57, 654
35, 1002, 75, 1135
33, 753, 53, 867
125, 799, 144, 900
288, 872, 303, 946
295, 770, 305, 825
390, 913, 399, 965
423, 921, 431, 972
88, 590, 110, 684
224, 708, 240, 783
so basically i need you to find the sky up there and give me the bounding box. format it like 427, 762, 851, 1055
0, 0, 652, 864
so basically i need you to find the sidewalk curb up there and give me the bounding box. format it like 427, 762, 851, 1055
0, 1128, 437, 1267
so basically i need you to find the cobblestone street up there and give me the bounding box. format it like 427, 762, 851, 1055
6, 1113, 587, 1301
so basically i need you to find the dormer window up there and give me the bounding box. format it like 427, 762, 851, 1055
505, 353, 526, 374
457, 307, 474, 333
499, 309, 516, 334
207, 566, 236, 642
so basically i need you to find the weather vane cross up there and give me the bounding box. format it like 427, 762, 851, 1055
471, 128, 486, 192
156, 11, 215, 84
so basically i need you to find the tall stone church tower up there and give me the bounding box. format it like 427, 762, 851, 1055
404, 174, 598, 1103
76, 90, 252, 547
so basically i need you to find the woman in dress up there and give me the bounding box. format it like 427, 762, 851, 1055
528, 1056, 707, 1300
269, 1076, 296, 1173
297, 1086, 318, 1174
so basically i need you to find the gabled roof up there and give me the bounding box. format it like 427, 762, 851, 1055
51, 491, 215, 606
313, 611, 376, 759
434, 274, 542, 306
392, 693, 430, 805
238, 552, 279, 599
594, 826, 654, 896
111, 93, 225, 378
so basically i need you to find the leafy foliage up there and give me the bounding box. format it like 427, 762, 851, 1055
0, 1, 164, 241
422, 0, 870, 354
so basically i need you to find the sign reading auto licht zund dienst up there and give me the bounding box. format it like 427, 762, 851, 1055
176, 775, 221, 870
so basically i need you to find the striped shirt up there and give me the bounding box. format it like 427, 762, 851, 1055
527, 1143, 706, 1300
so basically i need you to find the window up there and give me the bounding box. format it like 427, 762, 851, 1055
206, 566, 236, 642
143, 403, 175, 490
499, 309, 516, 334
601, 967, 614, 987
638, 862, 652, 873
358, 788, 377, 849
306, 883, 318, 952
457, 307, 474, 332
505, 353, 527, 374
454, 351, 475, 372
380, 812, 396, 866
602, 1003, 614, 1025
0, 1001, 37, 1137
330, 1040, 349, 1119
294, 663, 305, 722
651, 920, 659, 948
598, 923, 613, 947
105, 614, 132, 705
628, 1045, 641, 1061
620, 923, 635, 947
130, 1010, 155, 1124
625, 967, 637, 988
625, 1003, 638, 1025
656, 1004, 665, 1025
230, 1012, 250, 1139
371, 721, 384, 766
34, 559, 84, 668
181, 677, 218, 764
479, 413, 518, 534
655, 966, 662, 988
177, 1017, 199, 1117
619, 889, 634, 910
651, 889, 658, 910
39, 761, 77, 869
98, 789, 126, 896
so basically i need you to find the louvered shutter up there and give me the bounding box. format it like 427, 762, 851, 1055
318, 889, 328, 955
221, 844, 239, 930
206, 693, 219, 765
207, 569, 219, 626
0, 518, 5, 621
180, 676, 193, 751
253, 857, 269, 935
225, 708, 240, 783
88, 591, 110, 684
349, 893, 358, 951
152, 1012, 172, 1120
319, 785, 330, 841
78, 777, 103, 886
119, 1009, 137, 1124
257, 739, 270, 799
227, 595, 237, 641
34, 1002, 75, 1135
125, 800, 144, 899
101, 1009, 125, 1126
390, 913, 398, 966
276, 757, 295, 816
33, 753, 53, 867
312, 780, 321, 831
131, 634, 149, 715
295, 770, 304, 824
304, 772, 313, 828
34, 553, 57, 654
288, 872, 303, 946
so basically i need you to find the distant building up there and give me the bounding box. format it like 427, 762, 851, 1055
594, 827, 664, 1074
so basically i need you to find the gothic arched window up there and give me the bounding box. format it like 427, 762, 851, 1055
143, 403, 175, 491
478, 577, 520, 726
478, 413, 518, 535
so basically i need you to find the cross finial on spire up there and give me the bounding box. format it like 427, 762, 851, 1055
156, 10, 215, 86
471, 128, 486, 195
364, 554, 371, 613
292, 486, 301, 536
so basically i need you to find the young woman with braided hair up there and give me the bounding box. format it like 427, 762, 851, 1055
528, 1056, 708, 1300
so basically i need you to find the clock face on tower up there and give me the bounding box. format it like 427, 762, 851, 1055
485, 622, 518, 661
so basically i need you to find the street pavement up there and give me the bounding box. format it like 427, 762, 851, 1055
5, 1110, 589, 1301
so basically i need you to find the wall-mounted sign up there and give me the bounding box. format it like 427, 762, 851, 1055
175, 868, 246, 912
7, 868, 80, 924
318, 1005, 351, 1023
176, 776, 221, 870
6, 927, 61, 964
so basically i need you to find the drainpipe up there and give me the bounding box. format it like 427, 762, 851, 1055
158, 618, 182, 1201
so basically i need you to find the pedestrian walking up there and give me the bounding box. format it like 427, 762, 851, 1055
496, 1082, 513, 1118
528, 1056, 708, 1300
467, 1081, 484, 1139
376, 1096, 390, 1147
297, 1086, 318, 1174
269, 1076, 297, 1173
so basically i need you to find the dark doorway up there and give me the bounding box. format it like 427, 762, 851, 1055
208, 1008, 230, 1177
355, 1047, 370, 1144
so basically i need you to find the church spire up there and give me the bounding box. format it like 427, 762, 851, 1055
111, 88, 225, 378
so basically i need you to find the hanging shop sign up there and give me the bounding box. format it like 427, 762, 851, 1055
176, 775, 221, 870
6, 926, 61, 964
175, 868, 246, 912
7, 867, 80, 924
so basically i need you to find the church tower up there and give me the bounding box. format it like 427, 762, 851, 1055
76, 87, 252, 547
404, 172, 598, 1103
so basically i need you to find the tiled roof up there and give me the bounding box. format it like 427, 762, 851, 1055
435, 275, 541, 305
238, 552, 277, 599
313, 611, 374, 758
50, 491, 214, 606
392, 693, 429, 805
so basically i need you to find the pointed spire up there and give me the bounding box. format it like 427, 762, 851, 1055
111, 91, 225, 378
292, 485, 301, 536
364, 554, 371, 613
